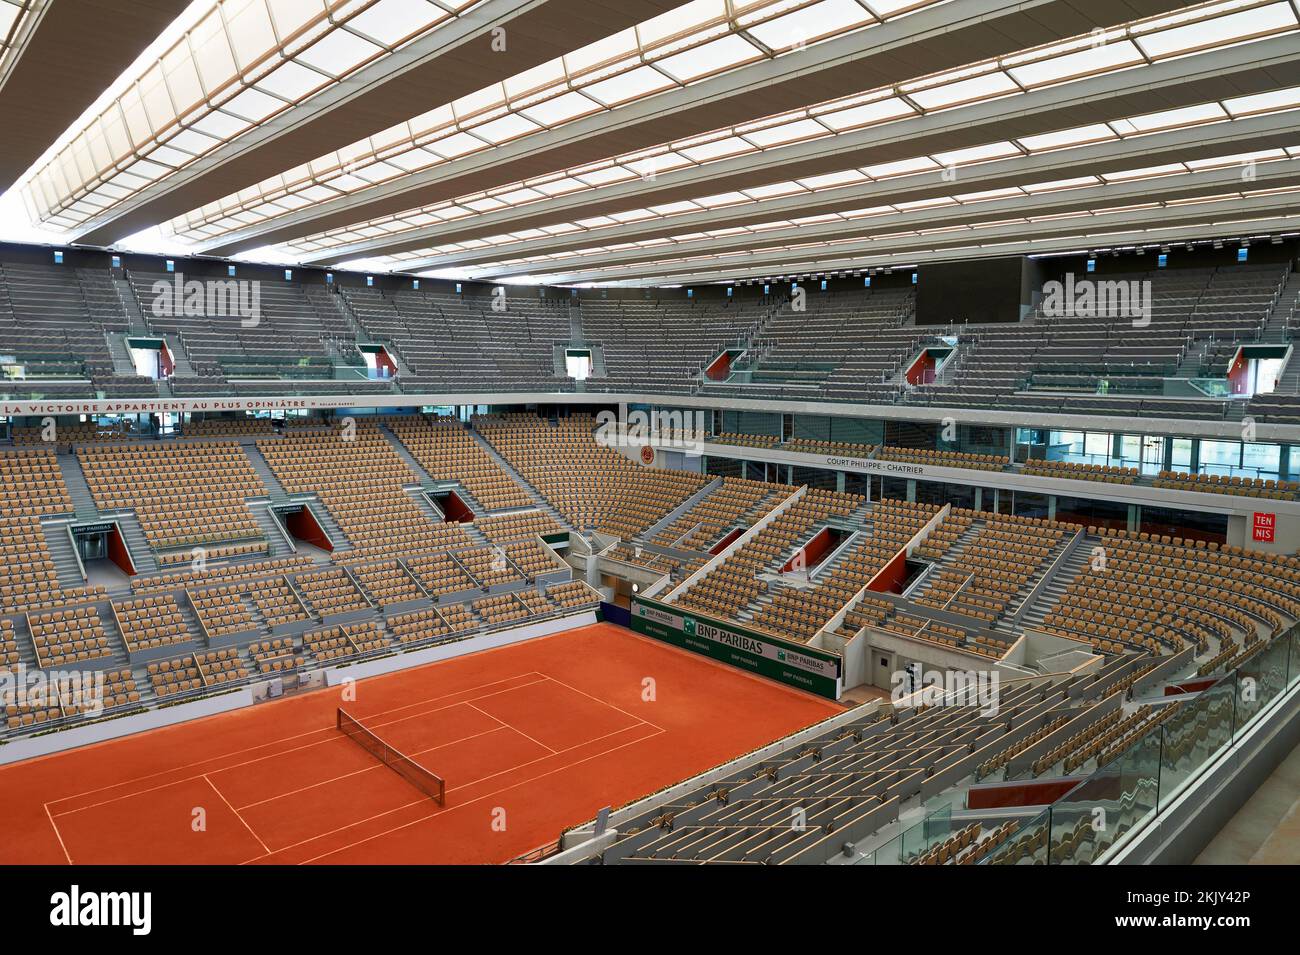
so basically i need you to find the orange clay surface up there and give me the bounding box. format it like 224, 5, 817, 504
0, 623, 839, 864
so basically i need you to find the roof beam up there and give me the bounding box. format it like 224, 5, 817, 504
469, 161, 1300, 280
296, 35, 1300, 266
533, 192, 1300, 285
394, 113, 1300, 273
198, 0, 1203, 256
0, 0, 190, 192
69, 0, 681, 246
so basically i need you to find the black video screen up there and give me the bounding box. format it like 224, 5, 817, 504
916, 257, 1023, 326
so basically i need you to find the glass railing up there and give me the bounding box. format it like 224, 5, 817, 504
1187, 377, 1232, 397
977, 625, 1299, 864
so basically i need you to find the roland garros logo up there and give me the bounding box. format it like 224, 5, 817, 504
640, 445, 655, 465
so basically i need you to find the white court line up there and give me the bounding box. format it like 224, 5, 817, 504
43, 802, 72, 865
47, 672, 547, 813
236, 724, 510, 811
204, 774, 269, 855
464, 702, 557, 755
39, 670, 538, 805
241, 720, 661, 865
539, 668, 666, 733
295, 725, 667, 865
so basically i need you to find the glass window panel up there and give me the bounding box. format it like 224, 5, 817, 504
1009, 40, 1143, 88
1138, 4, 1297, 59
581, 65, 676, 106
226, 0, 279, 71
256, 60, 327, 100
294, 29, 382, 76
347, 0, 445, 47
817, 96, 913, 130
637, 0, 724, 48
1199, 439, 1242, 475
909, 72, 1018, 110
654, 33, 762, 83
1242, 442, 1281, 477
268, 0, 327, 41
744, 0, 874, 50
520, 90, 599, 126
743, 119, 828, 147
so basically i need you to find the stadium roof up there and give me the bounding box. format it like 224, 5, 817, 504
0, 0, 1297, 285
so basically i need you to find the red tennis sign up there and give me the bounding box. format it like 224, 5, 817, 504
1253, 512, 1276, 542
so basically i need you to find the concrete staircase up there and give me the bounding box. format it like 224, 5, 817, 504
105, 332, 138, 376
112, 276, 149, 334
112, 512, 159, 575
377, 424, 437, 485
92, 603, 135, 671
465, 425, 569, 527
58, 453, 101, 521
161, 334, 195, 376
1176, 338, 1212, 378
42, 520, 87, 590
7, 615, 40, 670
1273, 352, 1300, 396
251, 503, 295, 558
305, 500, 352, 553
1259, 270, 1300, 345
241, 442, 293, 503
640, 476, 723, 541
998, 532, 1076, 626
1016, 540, 1093, 633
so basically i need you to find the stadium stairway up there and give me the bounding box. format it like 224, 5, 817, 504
173, 598, 205, 647
307, 499, 353, 554
87, 597, 133, 672
112, 513, 160, 576
57, 454, 101, 522
1016, 540, 1094, 634
1275, 354, 1300, 396
464, 425, 569, 527
914, 520, 982, 579
105, 332, 137, 376
1176, 339, 1211, 378
568, 302, 583, 341
1260, 271, 1300, 345
998, 532, 1076, 628
639, 476, 723, 542
160, 334, 195, 376
250, 503, 296, 558
112, 276, 149, 334
41, 519, 89, 591
241, 442, 293, 503
375, 423, 446, 488
7, 615, 39, 671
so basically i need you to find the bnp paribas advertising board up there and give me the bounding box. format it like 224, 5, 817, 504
631, 597, 842, 699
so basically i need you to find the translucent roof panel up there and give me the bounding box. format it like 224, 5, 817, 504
498, 187, 1300, 285
18, 0, 488, 231
358, 107, 1300, 276
365, 133, 1300, 276
160, 0, 953, 242
233, 0, 1300, 265
0, 0, 35, 80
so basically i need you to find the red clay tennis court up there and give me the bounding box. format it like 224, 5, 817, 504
0, 623, 839, 865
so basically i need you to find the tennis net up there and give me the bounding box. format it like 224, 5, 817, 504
336, 708, 446, 805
